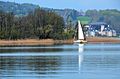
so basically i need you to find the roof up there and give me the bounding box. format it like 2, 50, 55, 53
90, 22, 107, 25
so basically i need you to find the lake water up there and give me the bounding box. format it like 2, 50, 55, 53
0, 43, 120, 79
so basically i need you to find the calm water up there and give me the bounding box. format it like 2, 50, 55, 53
0, 43, 120, 79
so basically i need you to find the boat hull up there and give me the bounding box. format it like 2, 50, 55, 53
74, 40, 87, 44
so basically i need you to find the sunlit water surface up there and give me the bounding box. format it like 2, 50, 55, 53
0, 43, 120, 79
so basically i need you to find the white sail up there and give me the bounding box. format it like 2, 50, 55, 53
78, 20, 84, 40
74, 20, 86, 43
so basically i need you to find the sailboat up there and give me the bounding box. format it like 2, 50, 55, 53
74, 20, 87, 43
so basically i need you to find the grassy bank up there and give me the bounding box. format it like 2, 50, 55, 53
0, 39, 74, 46
86, 37, 120, 43
0, 37, 120, 46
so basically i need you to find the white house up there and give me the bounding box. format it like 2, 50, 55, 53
84, 22, 117, 37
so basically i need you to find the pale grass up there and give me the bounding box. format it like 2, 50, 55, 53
0, 37, 120, 46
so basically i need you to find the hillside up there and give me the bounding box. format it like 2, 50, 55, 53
85, 9, 120, 33
0, 1, 39, 16
77, 16, 91, 25
0, 1, 120, 34
0, 1, 82, 23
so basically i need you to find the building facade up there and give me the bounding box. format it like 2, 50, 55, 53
84, 22, 116, 37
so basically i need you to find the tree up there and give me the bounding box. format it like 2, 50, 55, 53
0, 8, 66, 40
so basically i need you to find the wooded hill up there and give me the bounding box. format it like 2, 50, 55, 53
0, 8, 67, 40
1, 1, 120, 34
0, 1, 81, 24
86, 9, 120, 34
0, 1, 120, 39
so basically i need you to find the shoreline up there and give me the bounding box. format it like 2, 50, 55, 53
86, 37, 120, 43
0, 37, 120, 46
0, 39, 74, 46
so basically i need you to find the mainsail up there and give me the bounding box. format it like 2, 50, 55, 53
74, 20, 85, 43
78, 20, 84, 40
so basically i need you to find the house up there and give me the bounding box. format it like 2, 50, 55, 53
84, 22, 116, 37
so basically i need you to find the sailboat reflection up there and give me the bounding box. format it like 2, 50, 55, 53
78, 44, 84, 72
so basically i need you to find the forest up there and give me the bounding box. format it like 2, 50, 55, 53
0, 8, 71, 40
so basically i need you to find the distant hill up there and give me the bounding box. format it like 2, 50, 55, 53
0, 1, 82, 24
1, 1, 120, 34
0, 1, 39, 16
85, 9, 120, 34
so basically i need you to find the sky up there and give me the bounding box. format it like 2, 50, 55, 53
2, 0, 120, 11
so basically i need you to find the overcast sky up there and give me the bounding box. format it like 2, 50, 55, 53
2, 0, 120, 11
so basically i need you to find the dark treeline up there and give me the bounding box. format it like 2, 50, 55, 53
0, 8, 66, 40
